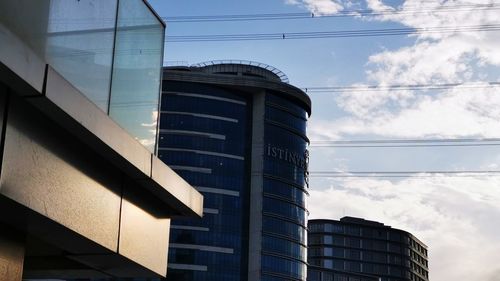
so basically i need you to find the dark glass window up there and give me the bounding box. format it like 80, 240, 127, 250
266, 93, 308, 120
266, 106, 306, 133
160, 84, 249, 281
263, 178, 307, 207
262, 216, 307, 244
262, 197, 306, 225
262, 255, 307, 280
262, 235, 306, 260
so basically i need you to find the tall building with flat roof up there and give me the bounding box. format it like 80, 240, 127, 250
308, 265, 381, 281
159, 61, 311, 281
308, 217, 429, 281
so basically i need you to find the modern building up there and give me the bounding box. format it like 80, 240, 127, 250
0, 1, 203, 280
308, 265, 380, 281
159, 60, 311, 281
308, 217, 429, 281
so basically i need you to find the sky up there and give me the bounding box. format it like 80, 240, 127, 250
149, 1, 500, 280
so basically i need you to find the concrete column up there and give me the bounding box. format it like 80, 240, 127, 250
248, 91, 266, 281
0, 225, 25, 281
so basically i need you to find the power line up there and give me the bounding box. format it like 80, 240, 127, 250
302, 82, 500, 93
167, 24, 500, 42
311, 170, 500, 174
308, 170, 500, 178
311, 144, 500, 148
309, 174, 500, 178
309, 138, 500, 148
163, 3, 500, 23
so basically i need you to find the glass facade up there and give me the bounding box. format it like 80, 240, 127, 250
261, 93, 309, 281
308, 218, 429, 281
159, 64, 310, 281
308, 266, 380, 281
0, 0, 164, 152
160, 81, 250, 281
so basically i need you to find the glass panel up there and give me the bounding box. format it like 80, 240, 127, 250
46, 0, 118, 111
0, 0, 118, 110
109, 0, 164, 152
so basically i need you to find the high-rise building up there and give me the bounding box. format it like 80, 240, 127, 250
308, 265, 380, 281
159, 61, 311, 281
308, 217, 429, 281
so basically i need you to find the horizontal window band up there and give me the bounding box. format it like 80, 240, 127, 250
168, 263, 208, 271
160, 129, 226, 140
262, 231, 306, 246
261, 251, 308, 265
161, 110, 238, 123
261, 250, 306, 264
306, 242, 410, 256
263, 193, 307, 210
159, 147, 245, 160
171, 225, 210, 232
262, 232, 307, 247
261, 271, 304, 281
262, 215, 309, 230
306, 255, 408, 268
195, 186, 240, 197
169, 165, 212, 174
262, 212, 306, 228
163, 91, 247, 105
203, 208, 219, 214
266, 102, 308, 121
265, 119, 309, 143
170, 243, 234, 254
263, 174, 309, 193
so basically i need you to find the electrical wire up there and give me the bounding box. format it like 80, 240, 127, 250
308, 170, 500, 178
309, 138, 500, 148
163, 3, 500, 22
302, 82, 500, 93
167, 24, 500, 42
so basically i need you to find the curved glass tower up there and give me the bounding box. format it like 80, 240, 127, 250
260, 93, 309, 281
159, 61, 311, 281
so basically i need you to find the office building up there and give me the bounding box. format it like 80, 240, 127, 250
308, 217, 429, 281
0, 1, 202, 280
308, 265, 380, 281
159, 61, 311, 281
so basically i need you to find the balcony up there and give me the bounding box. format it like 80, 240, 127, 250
0, 0, 203, 280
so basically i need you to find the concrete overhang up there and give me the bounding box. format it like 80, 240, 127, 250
0, 20, 203, 279
0, 25, 202, 217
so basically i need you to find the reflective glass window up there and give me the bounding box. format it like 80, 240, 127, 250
262, 197, 306, 225
45, 0, 118, 111
262, 255, 307, 280
266, 93, 308, 120
266, 106, 306, 133
262, 216, 307, 244
109, 0, 164, 152
263, 178, 307, 207
262, 235, 306, 260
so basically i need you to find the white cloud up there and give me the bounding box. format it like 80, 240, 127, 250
313, 0, 500, 140
309, 176, 500, 281
285, 0, 345, 15
305, 2, 500, 280
315, 84, 500, 138
136, 110, 158, 151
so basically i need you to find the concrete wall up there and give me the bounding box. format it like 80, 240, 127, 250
248, 91, 266, 281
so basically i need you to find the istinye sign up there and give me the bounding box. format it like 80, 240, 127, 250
266, 144, 309, 186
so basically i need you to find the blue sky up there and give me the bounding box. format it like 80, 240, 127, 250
150, 1, 500, 280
